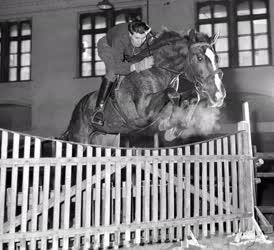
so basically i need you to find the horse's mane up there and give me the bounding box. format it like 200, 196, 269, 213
128, 28, 212, 63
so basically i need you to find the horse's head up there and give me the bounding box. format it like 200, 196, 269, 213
183, 29, 226, 107
151, 28, 226, 108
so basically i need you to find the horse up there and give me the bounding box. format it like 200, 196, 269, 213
61, 29, 226, 145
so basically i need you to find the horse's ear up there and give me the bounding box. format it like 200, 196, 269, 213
210, 32, 219, 45
188, 29, 196, 43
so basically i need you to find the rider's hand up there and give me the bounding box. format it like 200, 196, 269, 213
131, 56, 154, 73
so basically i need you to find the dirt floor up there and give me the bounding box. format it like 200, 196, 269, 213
120, 233, 274, 250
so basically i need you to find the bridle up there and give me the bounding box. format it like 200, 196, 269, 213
149, 40, 223, 95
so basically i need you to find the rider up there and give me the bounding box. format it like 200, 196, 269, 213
91, 20, 155, 126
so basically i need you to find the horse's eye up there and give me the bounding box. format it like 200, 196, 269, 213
197, 56, 203, 62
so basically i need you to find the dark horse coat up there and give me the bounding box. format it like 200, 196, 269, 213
62, 29, 226, 145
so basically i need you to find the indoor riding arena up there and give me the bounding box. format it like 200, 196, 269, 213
1, 0, 274, 249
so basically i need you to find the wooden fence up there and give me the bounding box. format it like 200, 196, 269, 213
0, 120, 254, 249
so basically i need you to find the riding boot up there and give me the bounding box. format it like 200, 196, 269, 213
91, 77, 114, 126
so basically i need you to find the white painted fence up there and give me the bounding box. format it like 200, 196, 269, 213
0, 119, 254, 249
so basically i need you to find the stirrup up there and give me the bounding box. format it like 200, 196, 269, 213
91, 110, 104, 126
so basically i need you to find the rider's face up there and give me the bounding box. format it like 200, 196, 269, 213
129, 32, 147, 48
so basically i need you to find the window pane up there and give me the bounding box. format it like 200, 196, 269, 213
199, 5, 211, 19
20, 67, 30, 80
253, 19, 267, 34
82, 35, 92, 48
95, 16, 107, 29
237, 1, 250, 15
21, 53, 31, 66
217, 52, 229, 67
214, 23, 227, 36
9, 54, 17, 66
10, 41, 18, 53
214, 4, 227, 18
239, 51, 252, 66
199, 24, 212, 36
95, 61, 106, 75
95, 48, 101, 61
255, 49, 269, 65
238, 36, 252, 50
82, 62, 92, 76
9, 68, 17, 81
21, 40, 31, 52
82, 48, 92, 61
253, 0, 267, 14
238, 21, 251, 35
82, 17, 91, 30
95, 33, 105, 44
115, 14, 126, 25
10, 24, 18, 37
215, 38, 228, 52
22, 22, 31, 36
254, 35, 268, 49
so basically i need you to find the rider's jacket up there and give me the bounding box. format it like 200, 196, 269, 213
97, 23, 153, 75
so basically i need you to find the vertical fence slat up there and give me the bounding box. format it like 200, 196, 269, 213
209, 140, 215, 235
194, 144, 200, 237
202, 142, 208, 237
41, 164, 50, 250
0, 131, 8, 236
30, 138, 41, 250
52, 141, 62, 250
103, 148, 111, 248
144, 150, 150, 243
63, 143, 72, 250
94, 147, 102, 248
168, 149, 174, 241
160, 149, 167, 242
0, 131, 8, 250
184, 145, 191, 238
237, 132, 245, 231
21, 136, 31, 249
125, 149, 132, 246
230, 135, 238, 233
223, 137, 231, 234
74, 145, 83, 249
84, 146, 93, 249
9, 133, 20, 250
135, 150, 141, 245
217, 139, 224, 235
152, 149, 159, 243
176, 147, 183, 240
114, 149, 121, 248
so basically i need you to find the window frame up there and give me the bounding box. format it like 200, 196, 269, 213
0, 20, 32, 82
78, 8, 142, 78
196, 0, 272, 68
